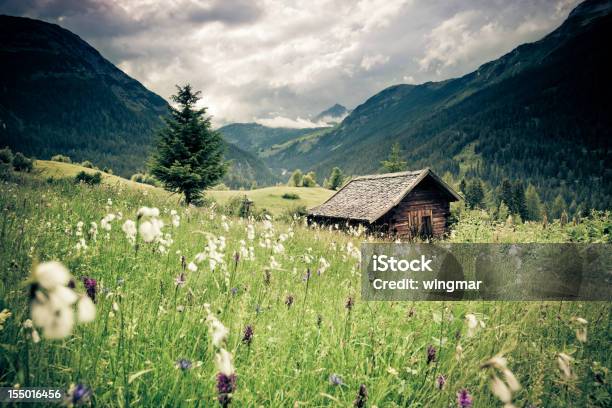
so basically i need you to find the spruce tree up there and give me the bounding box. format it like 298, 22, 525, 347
381, 142, 407, 173
465, 179, 484, 209
512, 181, 528, 220
150, 85, 227, 204
500, 179, 514, 212
525, 184, 543, 221
328, 167, 345, 190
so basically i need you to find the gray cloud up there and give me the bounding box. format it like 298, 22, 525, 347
0, 0, 579, 126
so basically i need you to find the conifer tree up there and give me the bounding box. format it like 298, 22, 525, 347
525, 184, 543, 221
327, 167, 345, 190
500, 179, 514, 212
551, 194, 567, 219
512, 181, 528, 220
465, 179, 485, 209
149, 85, 227, 204
381, 142, 407, 173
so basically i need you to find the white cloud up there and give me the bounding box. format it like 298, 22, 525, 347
361, 54, 390, 71
255, 116, 330, 129
2, 0, 579, 125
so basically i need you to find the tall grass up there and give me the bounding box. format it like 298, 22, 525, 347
0, 177, 610, 407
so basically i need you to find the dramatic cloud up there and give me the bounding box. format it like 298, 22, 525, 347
0, 0, 580, 127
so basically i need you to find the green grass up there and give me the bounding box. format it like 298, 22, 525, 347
0, 175, 610, 407
34, 160, 333, 215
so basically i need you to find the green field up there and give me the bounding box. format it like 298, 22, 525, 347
34, 160, 333, 215
0, 171, 610, 407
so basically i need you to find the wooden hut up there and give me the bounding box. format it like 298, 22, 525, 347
308, 168, 461, 239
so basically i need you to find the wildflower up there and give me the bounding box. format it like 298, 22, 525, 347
329, 373, 345, 386
171, 210, 180, 227
246, 224, 255, 240
481, 354, 521, 406
23, 319, 41, 343
353, 384, 368, 408
457, 388, 473, 408
437, 375, 446, 390
557, 352, 573, 379
88, 222, 98, 241
242, 325, 254, 346
205, 307, 229, 348
0, 309, 11, 330
455, 343, 463, 360
139, 218, 163, 243
100, 213, 116, 231
303, 268, 311, 282
122, 220, 137, 243
317, 257, 330, 275
34, 261, 70, 290
216, 372, 237, 408
76, 296, 96, 323
230, 287, 238, 296
465, 313, 484, 337
82, 277, 97, 302
137, 206, 159, 219
490, 375, 512, 405
30, 261, 96, 339
172, 272, 186, 287
65, 383, 91, 407
175, 358, 192, 371
427, 345, 437, 365
571, 317, 588, 343
187, 262, 198, 272
285, 294, 294, 308
345, 296, 354, 311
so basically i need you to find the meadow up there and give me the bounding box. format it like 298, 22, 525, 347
0, 173, 610, 407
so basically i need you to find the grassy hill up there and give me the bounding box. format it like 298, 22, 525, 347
34, 160, 333, 215
0, 166, 609, 406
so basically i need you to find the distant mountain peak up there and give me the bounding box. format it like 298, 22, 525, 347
314, 104, 349, 124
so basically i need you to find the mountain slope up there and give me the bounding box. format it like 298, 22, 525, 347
268, 0, 612, 209
0, 15, 274, 188
0, 15, 168, 176
219, 123, 322, 156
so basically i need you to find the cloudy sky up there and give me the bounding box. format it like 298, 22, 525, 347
1, 0, 580, 127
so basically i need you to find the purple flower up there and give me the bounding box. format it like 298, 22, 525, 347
82, 277, 97, 302
353, 384, 368, 408
175, 273, 186, 287
457, 388, 473, 408
231, 287, 238, 296
234, 251, 240, 263
181, 255, 186, 271
66, 383, 92, 406
329, 373, 345, 386
217, 372, 237, 407
427, 344, 436, 365
285, 294, 294, 308
345, 296, 354, 311
175, 358, 192, 371
242, 325, 254, 346
436, 374, 446, 390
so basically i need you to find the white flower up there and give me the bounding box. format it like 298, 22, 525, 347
89, 222, 98, 241
77, 296, 96, 323
246, 224, 255, 240
187, 262, 198, 272
215, 348, 235, 375
318, 257, 331, 274
34, 261, 70, 290
100, 213, 116, 231
490, 375, 512, 403
122, 220, 137, 243
49, 286, 79, 307
139, 219, 163, 243
137, 206, 159, 218
557, 352, 573, 378
171, 210, 180, 227
32, 300, 74, 340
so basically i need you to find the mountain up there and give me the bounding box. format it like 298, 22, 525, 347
313, 104, 349, 124
0, 15, 273, 188
266, 0, 612, 210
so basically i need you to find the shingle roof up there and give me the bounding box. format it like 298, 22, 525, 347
308, 168, 461, 223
